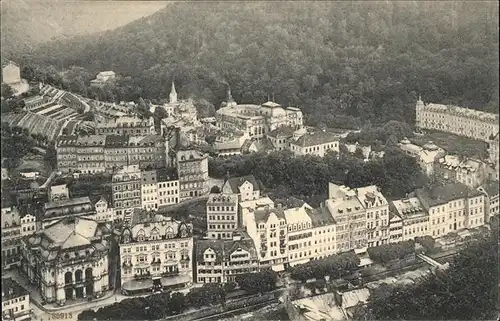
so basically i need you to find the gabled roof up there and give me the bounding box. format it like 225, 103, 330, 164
225, 175, 260, 193
195, 234, 258, 264
292, 131, 339, 148
254, 207, 286, 223
267, 126, 296, 138
414, 183, 483, 209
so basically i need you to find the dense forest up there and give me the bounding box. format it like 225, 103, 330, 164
13, 1, 499, 128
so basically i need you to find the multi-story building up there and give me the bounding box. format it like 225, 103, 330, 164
455, 158, 491, 188
111, 165, 142, 224
176, 149, 209, 201
324, 183, 367, 252
56, 136, 78, 173
399, 139, 446, 176
390, 197, 430, 242
216, 89, 303, 141
289, 131, 340, 158
413, 183, 485, 237
1, 205, 22, 270
388, 212, 403, 243
21, 217, 111, 305
104, 135, 129, 169
195, 232, 259, 284
488, 133, 499, 164
93, 196, 116, 222
48, 184, 70, 202
20, 214, 36, 236
266, 126, 296, 151
75, 135, 106, 174
119, 211, 193, 294
477, 181, 499, 222
1, 277, 31, 321
141, 168, 179, 211
356, 186, 390, 247
222, 175, 261, 202
415, 97, 499, 142
95, 116, 156, 136
127, 135, 166, 169
41, 197, 96, 229
206, 193, 239, 240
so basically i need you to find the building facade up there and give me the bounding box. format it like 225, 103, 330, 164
112, 165, 142, 224
141, 168, 179, 211
289, 131, 340, 158
119, 212, 193, 294
415, 97, 499, 142
2, 61, 21, 86
21, 217, 111, 306
95, 116, 156, 136
206, 194, 239, 240
176, 149, 209, 201
1, 206, 22, 270
2, 277, 31, 321
390, 197, 430, 242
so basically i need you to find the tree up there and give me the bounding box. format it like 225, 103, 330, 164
210, 185, 221, 193
1, 84, 14, 99
366, 240, 415, 264
235, 270, 278, 294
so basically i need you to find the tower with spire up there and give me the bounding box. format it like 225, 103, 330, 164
226, 84, 237, 108
169, 81, 178, 104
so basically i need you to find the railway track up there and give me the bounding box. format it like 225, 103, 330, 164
193, 299, 280, 321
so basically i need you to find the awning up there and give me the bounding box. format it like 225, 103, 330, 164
122, 278, 153, 292
161, 275, 191, 287
271, 264, 285, 272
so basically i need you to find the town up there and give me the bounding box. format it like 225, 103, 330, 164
1, 2, 499, 321
1, 56, 499, 321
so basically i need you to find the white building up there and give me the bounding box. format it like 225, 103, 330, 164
356, 186, 390, 247
93, 196, 116, 222
141, 169, 179, 211
20, 214, 36, 237
48, 184, 70, 202
415, 97, 499, 142
414, 183, 486, 237
455, 158, 491, 188
206, 193, 239, 240
1, 205, 22, 270
477, 182, 499, 221
2, 277, 31, 321
21, 217, 111, 305
216, 88, 303, 141
398, 138, 445, 176
289, 131, 340, 158
176, 149, 209, 201
390, 197, 430, 242
2, 61, 21, 86
90, 71, 116, 87
222, 175, 261, 202
119, 211, 193, 294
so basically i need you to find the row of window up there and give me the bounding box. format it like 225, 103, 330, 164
207, 206, 236, 212
208, 215, 236, 221
208, 224, 236, 230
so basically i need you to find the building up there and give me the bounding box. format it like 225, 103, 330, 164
75, 135, 106, 174
41, 197, 96, 229
436, 155, 491, 188
415, 97, 499, 142
2, 277, 31, 321
111, 165, 142, 224
356, 186, 390, 247
266, 126, 296, 151
176, 149, 209, 201
55, 136, 78, 173
195, 232, 259, 284
216, 88, 303, 141
222, 175, 261, 202
48, 184, 70, 202
399, 139, 445, 176
141, 168, 179, 211
206, 193, 239, 239
104, 135, 129, 169
95, 116, 156, 136
127, 135, 166, 169
477, 181, 499, 221
90, 71, 116, 87
1, 205, 22, 270
21, 217, 112, 305
324, 184, 367, 252
119, 211, 193, 294
413, 183, 486, 237
2, 61, 21, 86
289, 131, 340, 158
20, 214, 36, 236
93, 196, 116, 222
390, 197, 429, 242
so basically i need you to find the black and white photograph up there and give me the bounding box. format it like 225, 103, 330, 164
1, 1, 498, 320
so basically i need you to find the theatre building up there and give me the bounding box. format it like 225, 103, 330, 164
20, 217, 112, 306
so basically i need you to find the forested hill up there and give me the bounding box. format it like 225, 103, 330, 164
18, 1, 499, 128
1, 0, 168, 57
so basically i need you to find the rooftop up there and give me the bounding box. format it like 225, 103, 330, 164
196, 233, 257, 263
391, 197, 427, 218
292, 131, 339, 148
57, 135, 78, 147
207, 193, 239, 205
76, 135, 106, 146
2, 278, 28, 301
225, 175, 260, 193
254, 207, 285, 223
479, 181, 499, 197
105, 135, 129, 147
414, 183, 484, 209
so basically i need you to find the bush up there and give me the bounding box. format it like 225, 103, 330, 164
235, 270, 278, 294
367, 240, 415, 264
290, 251, 360, 282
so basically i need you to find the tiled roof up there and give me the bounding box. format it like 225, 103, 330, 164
267, 126, 296, 138
254, 207, 286, 223
226, 175, 260, 193
2, 277, 28, 301
196, 234, 258, 264
157, 167, 178, 181
305, 207, 336, 227
57, 135, 78, 146
105, 135, 129, 147
292, 131, 339, 148
414, 183, 484, 209
141, 170, 157, 185
480, 181, 499, 197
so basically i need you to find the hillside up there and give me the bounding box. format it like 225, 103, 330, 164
1, 0, 168, 57
17, 1, 500, 128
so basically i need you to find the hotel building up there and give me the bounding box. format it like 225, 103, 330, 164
289, 131, 340, 158
119, 211, 193, 294
112, 165, 142, 224
390, 197, 429, 242
2, 205, 22, 270
95, 116, 156, 136
415, 97, 499, 142
206, 193, 239, 240
140, 168, 179, 211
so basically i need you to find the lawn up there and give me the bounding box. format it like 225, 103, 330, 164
411, 131, 488, 160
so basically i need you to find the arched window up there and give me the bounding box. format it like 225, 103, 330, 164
166, 226, 174, 239
136, 229, 146, 242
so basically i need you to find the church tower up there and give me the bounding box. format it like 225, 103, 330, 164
226, 85, 237, 108
169, 81, 178, 104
